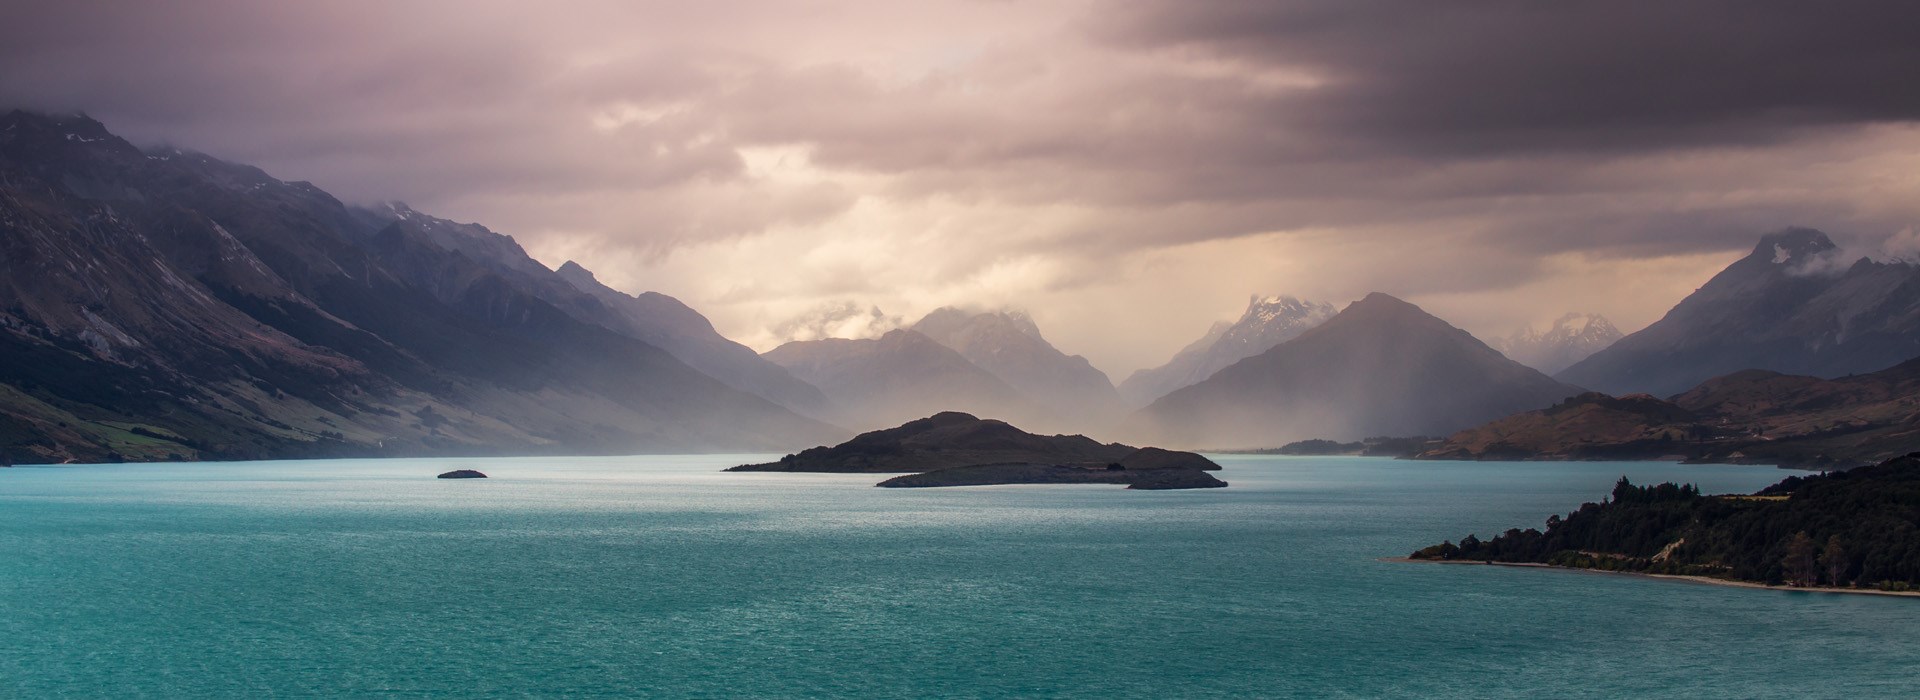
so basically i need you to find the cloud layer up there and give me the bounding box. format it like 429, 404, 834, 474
6, 1, 1919, 374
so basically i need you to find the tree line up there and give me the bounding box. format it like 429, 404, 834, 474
1411, 454, 1920, 590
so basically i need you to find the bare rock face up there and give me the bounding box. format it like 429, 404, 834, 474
437, 469, 488, 479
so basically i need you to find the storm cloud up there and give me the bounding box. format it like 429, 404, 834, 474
5, 1, 1918, 375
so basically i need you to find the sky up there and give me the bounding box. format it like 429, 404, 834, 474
6, 1, 1920, 378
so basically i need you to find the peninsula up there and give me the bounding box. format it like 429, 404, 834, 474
1408, 453, 1920, 592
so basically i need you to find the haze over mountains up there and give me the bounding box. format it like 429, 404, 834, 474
909, 308, 1122, 425
1488, 313, 1623, 375
763, 307, 1120, 435
762, 329, 1031, 431
1120, 296, 1335, 406
0, 111, 838, 463
8, 111, 1920, 466
1129, 293, 1584, 449
551, 259, 832, 418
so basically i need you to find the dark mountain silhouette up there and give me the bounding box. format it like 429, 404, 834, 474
1128, 293, 1583, 448
1557, 229, 1920, 396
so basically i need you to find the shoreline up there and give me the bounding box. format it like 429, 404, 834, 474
1383, 557, 1920, 599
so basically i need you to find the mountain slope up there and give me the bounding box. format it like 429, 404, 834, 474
908, 307, 1122, 430
1489, 313, 1623, 375
551, 260, 832, 417
762, 329, 1032, 431
1557, 229, 1920, 396
1120, 295, 1335, 405
0, 110, 838, 463
339, 204, 834, 419
1417, 356, 1920, 467
1128, 293, 1583, 448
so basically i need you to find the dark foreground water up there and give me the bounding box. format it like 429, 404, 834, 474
3, 455, 1916, 698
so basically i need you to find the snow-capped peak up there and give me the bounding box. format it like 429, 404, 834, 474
1491, 312, 1623, 374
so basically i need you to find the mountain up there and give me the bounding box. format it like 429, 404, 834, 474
1417, 356, 1920, 467
551, 260, 831, 417
1119, 295, 1336, 405
1488, 313, 1623, 375
1127, 293, 1584, 448
1557, 229, 1920, 396
908, 307, 1122, 430
728, 411, 1226, 489
0, 110, 838, 463
337, 203, 833, 419
761, 329, 1031, 431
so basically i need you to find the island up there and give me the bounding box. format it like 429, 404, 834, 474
1406, 452, 1920, 593
730, 412, 1227, 490
436, 469, 488, 479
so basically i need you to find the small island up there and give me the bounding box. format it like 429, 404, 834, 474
1406, 452, 1920, 593
731, 412, 1227, 489
437, 469, 488, 479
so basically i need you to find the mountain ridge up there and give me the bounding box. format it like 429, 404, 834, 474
1557, 228, 1920, 396
1120, 295, 1335, 406
908, 307, 1122, 431
1128, 292, 1583, 448
0, 110, 840, 463
1489, 312, 1623, 375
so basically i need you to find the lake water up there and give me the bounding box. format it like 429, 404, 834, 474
3, 455, 1916, 698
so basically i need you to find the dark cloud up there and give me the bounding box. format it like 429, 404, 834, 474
1094, 1, 1920, 156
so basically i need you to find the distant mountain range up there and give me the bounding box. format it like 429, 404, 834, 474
1488, 313, 1623, 375
1120, 295, 1335, 406
0, 111, 839, 464
1128, 293, 1583, 448
1557, 228, 1920, 397
762, 329, 1032, 430
909, 308, 1121, 426
10, 112, 1920, 468
551, 259, 831, 417
763, 308, 1120, 435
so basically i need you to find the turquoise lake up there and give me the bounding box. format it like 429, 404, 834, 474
4, 455, 1917, 697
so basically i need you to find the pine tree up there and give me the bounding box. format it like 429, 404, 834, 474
1782, 532, 1818, 587
1820, 535, 1849, 587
